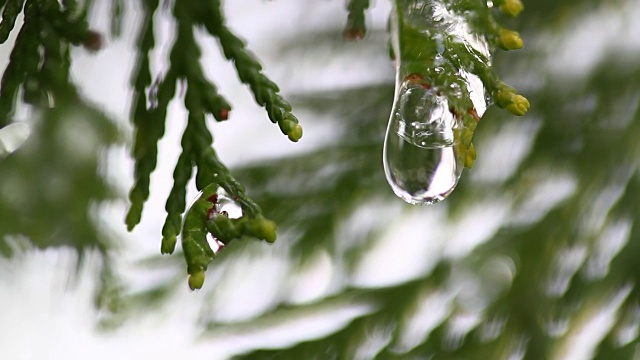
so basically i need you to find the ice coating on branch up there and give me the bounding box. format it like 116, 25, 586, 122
0, 123, 31, 158
383, 0, 490, 205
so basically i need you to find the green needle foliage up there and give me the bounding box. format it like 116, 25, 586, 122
0, 1, 302, 290
121, 0, 302, 288
0, 0, 524, 290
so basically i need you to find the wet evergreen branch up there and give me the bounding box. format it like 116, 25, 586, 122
122, 0, 287, 289
171, 12, 276, 289
387, 0, 529, 171
0, 0, 531, 295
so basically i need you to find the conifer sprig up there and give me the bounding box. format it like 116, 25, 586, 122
0, 0, 531, 293
196, 0, 303, 142
0, 0, 295, 288
125, 0, 285, 287
126, 0, 303, 250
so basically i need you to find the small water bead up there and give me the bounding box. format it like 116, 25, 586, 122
214, 189, 243, 219
186, 187, 244, 251
187, 187, 243, 220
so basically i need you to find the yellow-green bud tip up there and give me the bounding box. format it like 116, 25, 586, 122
246, 217, 277, 243
501, 0, 524, 17
495, 85, 516, 108
506, 95, 530, 116
259, 219, 277, 243
465, 143, 476, 169
499, 29, 523, 50
188, 270, 205, 290
288, 124, 303, 142
161, 236, 177, 254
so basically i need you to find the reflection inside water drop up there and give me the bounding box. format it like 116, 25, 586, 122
395, 81, 456, 148
214, 189, 243, 219
384, 129, 463, 205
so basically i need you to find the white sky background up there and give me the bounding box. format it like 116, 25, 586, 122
1, 0, 639, 359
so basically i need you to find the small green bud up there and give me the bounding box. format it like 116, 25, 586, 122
244, 217, 277, 243
280, 118, 295, 133
161, 236, 177, 254
465, 143, 476, 169
501, 0, 524, 17
461, 128, 474, 148
287, 124, 303, 142
495, 86, 516, 108
188, 270, 205, 290
498, 29, 523, 50
506, 95, 530, 116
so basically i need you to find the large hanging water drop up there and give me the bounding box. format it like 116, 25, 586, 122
384, 77, 464, 205
383, 0, 490, 205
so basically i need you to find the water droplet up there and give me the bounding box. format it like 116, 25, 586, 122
384, 79, 467, 205
214, 189, 243, 219
385, 1, 491, 205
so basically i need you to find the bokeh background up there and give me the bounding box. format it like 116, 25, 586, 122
1, 0, 640, 359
